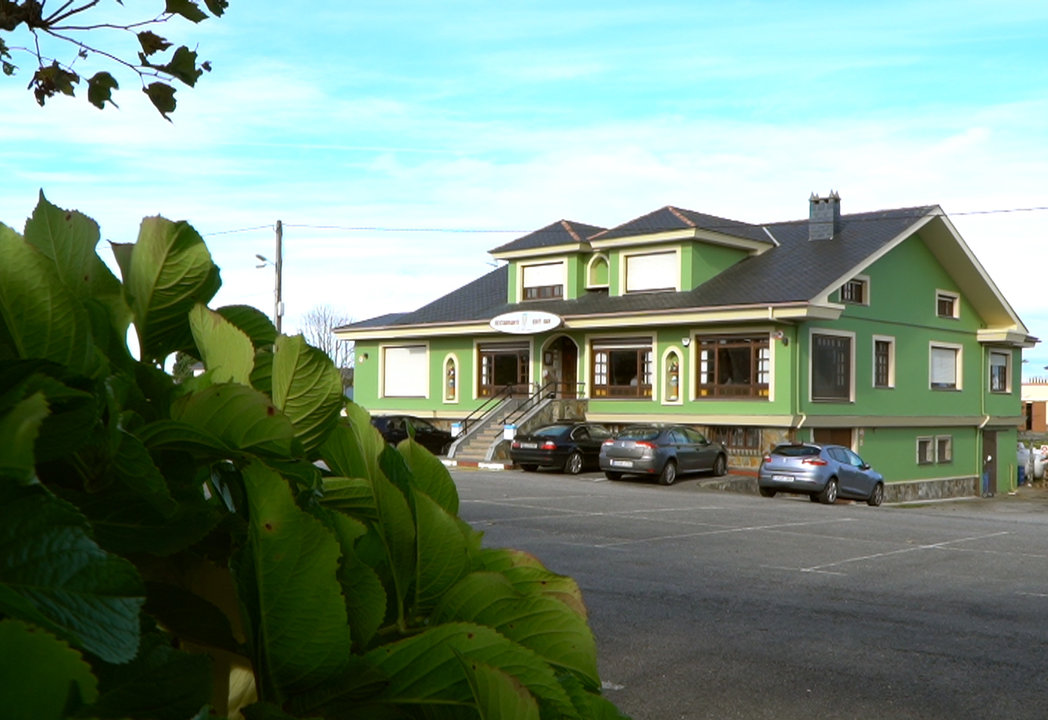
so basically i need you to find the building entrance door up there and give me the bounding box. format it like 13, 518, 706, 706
982, 430, 998, 497
542, 336, 578, 398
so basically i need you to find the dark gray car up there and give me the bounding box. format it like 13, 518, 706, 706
758, 442, 884, 506
599, 424, 728, 485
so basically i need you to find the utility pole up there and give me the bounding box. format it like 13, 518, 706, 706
274, 220, 283, 333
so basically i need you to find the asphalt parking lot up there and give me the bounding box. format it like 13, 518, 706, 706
452, 468, 1048, 720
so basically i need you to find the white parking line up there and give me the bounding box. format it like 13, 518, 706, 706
796, 530, 1010, 574
594, 517, 856, 548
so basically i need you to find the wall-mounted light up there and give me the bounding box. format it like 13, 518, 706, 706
681, 337, 691, 347
360, 353, 369, 362
772, 330, 789, 347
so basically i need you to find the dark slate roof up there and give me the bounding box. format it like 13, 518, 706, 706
342, 204, 938, 331
489, 219, 606, 254
592, 205, 771, 245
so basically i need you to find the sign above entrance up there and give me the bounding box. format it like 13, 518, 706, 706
489, 311, 562, 335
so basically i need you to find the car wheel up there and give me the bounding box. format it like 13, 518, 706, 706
604, 471, 622, 481
818, 477, 838, 505
713, 454, 727, 476
867, 482, 884, 507
520, 464, 538, 472
657, 460, 678, 486
564, 451, 584, 475
758, 487, 776, 498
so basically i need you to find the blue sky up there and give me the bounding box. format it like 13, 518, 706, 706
1, 0, 1047, 376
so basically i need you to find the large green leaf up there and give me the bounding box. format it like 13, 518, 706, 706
397, 438, 459, 515
433, 571, 599, 690
459, 655, 540, 720
0, 391, 49, 482
23, 192, 131, 341
478, 547, 588, 619
318, 507, 386, 650
171, 384, 297, 457
414, 491, 469, 614
369, 470, 416, 626
359, 622, 579, 719
0, 619, 99, 720
217, 304, 277, 349
119, 216, 220, 364
86, 631, 213, 720
189, 304, 254, 384
319, 409, 385, 483
0, 228, 98, 376
271, 334, 343, 455
232, 460, 351, 702
0, 481, 144, 663
320, 476, 377, 522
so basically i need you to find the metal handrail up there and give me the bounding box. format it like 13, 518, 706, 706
504, 381, 557, 426
459, 384, 516, 436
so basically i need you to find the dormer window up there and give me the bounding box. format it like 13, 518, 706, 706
624, 250, 678, 293
521, 262, 564, 302
840, 277, 868, 305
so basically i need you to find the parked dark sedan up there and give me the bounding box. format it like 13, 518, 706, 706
511, 422, 612, 474
758, 442, 884, 506
599, 424, 728, 485
371, 415, 454, 455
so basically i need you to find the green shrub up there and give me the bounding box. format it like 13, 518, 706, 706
0, 194, 627, 720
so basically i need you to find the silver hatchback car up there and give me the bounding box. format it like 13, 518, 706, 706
758, 443, 885, 506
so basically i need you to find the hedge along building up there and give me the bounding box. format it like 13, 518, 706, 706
335, 193, 1037, 499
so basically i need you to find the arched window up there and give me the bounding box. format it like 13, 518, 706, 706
444, 355, 458, 402
665, 349, 682, 402
586, 254, 609, 289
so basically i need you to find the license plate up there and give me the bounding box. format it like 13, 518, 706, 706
519, 442, 537, 449
773, 474, 793, 482
610, 459, 633, 468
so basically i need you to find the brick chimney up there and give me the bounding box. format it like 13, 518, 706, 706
809, 191, 841, 240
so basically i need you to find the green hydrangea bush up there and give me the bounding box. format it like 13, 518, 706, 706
0, 194, 628, 720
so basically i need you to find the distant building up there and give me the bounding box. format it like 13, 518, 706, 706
1023, 378, 1048, 433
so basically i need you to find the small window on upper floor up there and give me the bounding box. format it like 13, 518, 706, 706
936, 290, 959, 319
989, 351, 1010, 394
522, 262, 564, 302
840, 277, 868, 305
624, 251, 678, 293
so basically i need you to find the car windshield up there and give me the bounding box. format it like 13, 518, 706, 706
617, 426, 660, 441
773, 445, 821, 457
534, 425, 570, 437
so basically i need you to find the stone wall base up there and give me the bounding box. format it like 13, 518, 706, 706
883, 476, 979, 503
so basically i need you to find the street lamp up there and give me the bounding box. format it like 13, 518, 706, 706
255, 220, 283, 333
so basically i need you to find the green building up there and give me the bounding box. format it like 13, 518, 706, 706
336, 193, 1035, 500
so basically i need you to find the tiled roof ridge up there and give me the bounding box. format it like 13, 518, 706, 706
560, 219, 583, 243
667, 206, 697, 228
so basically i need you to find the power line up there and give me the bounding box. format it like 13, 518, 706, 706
199, 203, 1048, 239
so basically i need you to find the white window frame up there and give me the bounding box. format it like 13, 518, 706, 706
989, 350, 1011, 394
929, 342, 963, 391
621, 249, 680, 293
586, 253, 610, 289
935, 289, 960, 319
519, 260, 566, 302
443, 353, 459, 404
381, 344, 429, 398
809, 328, 855, 403
935, 435, 953, 464
916, 436, 934, 465
840, 274, 870, 306
872, 335, 895, 389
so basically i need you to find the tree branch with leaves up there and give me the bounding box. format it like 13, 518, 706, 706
0, 0, 227, 118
